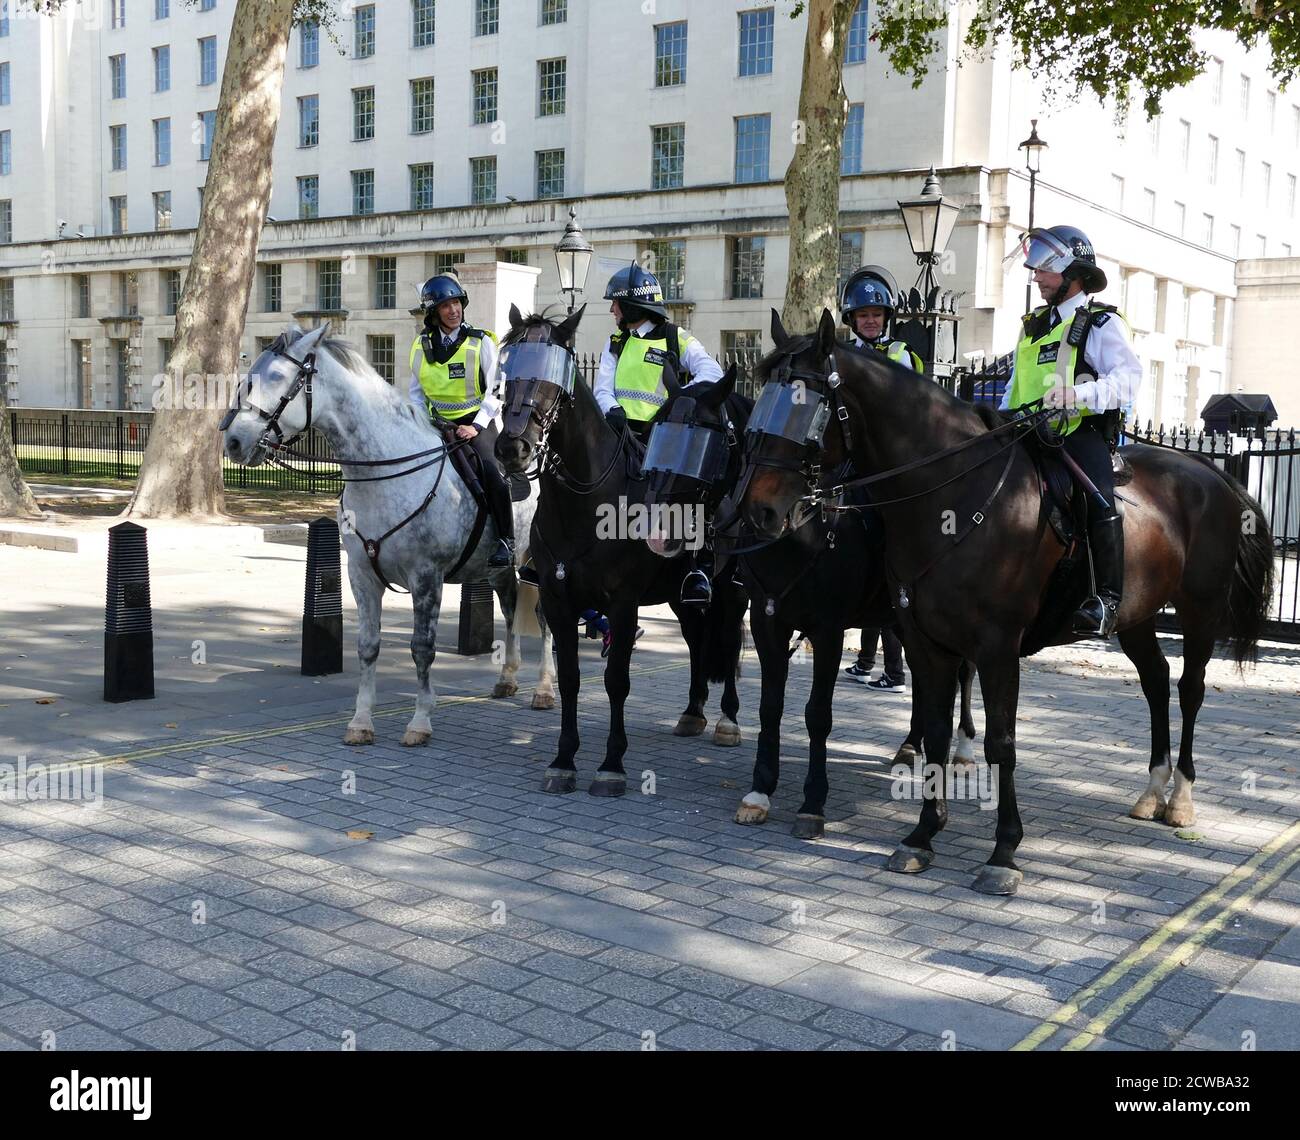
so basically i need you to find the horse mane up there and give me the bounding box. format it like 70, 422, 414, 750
499, 306, 570, 348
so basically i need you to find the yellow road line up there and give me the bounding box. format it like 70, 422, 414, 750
1013, 818, 1300, 1051
39, 659, 691, 776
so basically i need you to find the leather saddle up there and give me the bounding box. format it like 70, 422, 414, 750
437, 426, 530, 507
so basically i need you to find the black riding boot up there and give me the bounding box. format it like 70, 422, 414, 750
1073, 512, 1124, 637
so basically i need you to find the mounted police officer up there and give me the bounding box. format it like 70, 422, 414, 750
408, 274, 513, 567
840, 265, 919, 691
1000, 225, 1142, 638
596, 261, 724, 606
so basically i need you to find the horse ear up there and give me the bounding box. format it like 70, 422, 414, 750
554, 303, 586, 347
770, 308, 789, 348
508, 303, 524, 330
700, 363, 737, 408
816, 309, 838, 358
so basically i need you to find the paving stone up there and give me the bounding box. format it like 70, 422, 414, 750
77, 994, 161, 1031
657, 1023, 757, 1050
427, 1012, 522, 1050
227, 979, 316, 1014
209, 1007, 300, 1047
442, 984, 534, 1022
155, 984, 242, 1021
361, 991, 454, 1030
812, 1007, 908, 1047
287, 997, 379, 1035
305, 971, 392, 1005
509, 1007, 604, 1048
124, 1016, 220, 1049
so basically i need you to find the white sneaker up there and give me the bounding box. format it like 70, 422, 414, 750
864, 676, 907, 695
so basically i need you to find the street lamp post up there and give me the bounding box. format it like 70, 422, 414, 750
1018, 119, 1048, 313
896, 167, 962, 387
553, 207, 593, 316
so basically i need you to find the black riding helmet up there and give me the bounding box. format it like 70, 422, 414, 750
840, 265, 900, 335
605, 261, 669, 325
420, 274, 469, 314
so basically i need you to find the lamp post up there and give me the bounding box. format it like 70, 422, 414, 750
553, 206, 593, 316
896, 167, 962, 387
1018, 119, 1048, 313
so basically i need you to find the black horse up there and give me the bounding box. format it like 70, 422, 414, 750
640, 335, 977, 839
495, 305, 747, 796
737, 309, 1275, 894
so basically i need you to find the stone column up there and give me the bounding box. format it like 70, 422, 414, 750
454, 261, 541, 337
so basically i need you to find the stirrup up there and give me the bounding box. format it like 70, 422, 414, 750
488, 538, 514, 567
680, 570, 712, 608
1072, 595, 1118, 638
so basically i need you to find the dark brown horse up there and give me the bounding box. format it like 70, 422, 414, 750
737, 309, 1275, 895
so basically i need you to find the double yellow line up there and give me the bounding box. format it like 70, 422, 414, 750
1014, 818, 1300, 1051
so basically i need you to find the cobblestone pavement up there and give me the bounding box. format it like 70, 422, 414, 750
1, 535, 1298, 1051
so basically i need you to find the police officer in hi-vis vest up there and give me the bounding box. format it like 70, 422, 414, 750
408, 274, 513, 567
840, 265, 919, 692
595, 261, 724, 605
1000, 226, 1142, 637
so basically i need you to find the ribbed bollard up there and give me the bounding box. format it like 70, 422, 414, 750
302, 517, 343, 676
104, 521, 155, 702
457, 580, 495, 656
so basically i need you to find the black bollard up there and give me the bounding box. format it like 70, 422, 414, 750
302, 517, 343, 676
457, 580, 495, 656
104, 521, 155, 702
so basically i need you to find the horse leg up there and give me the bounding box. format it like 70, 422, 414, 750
532, 597, 556, 711
736, 610, 792, 825
897, 673, 924, 763
793, 626, 844, 840
1119, 617, 1173, 821
401, 575, 441, 747
592, 606, 638, 798
713, 582, 745, 747
541, 592, 579, 794
888, 644, 960, 875
490, 571, 521, 699
344, 560, 382, 746
971, 652, 1025, 896
953, 658, 978, 769
1166, 616, 1216, 828
672, 605, 709, 737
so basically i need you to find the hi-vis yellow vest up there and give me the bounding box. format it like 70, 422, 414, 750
1009, 304, 1127, 436
612, 326, 696, 423
409, 328, 497, 420
873, 339, 922, 372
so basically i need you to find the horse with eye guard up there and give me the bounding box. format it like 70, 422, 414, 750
495, 305, 747, 797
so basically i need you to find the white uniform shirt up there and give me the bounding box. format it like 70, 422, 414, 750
998, 290, 1143, 413
407, 322, 503, 429
593, 320, 724, 415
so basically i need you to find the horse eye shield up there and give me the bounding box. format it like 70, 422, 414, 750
746, 381, 831, 447
499, 342, 576, 435
642, 420, 728, 484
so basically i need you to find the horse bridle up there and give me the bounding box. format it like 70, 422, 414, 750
219, 343, 319, 451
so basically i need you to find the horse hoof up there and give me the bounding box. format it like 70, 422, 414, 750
952, 754, 977, 771
791, 814, 825, 840
530, 691, 556, 711
588, 773, 627, 798
673, 714, 708, 737
492, 681, 519, 699
400, 729, 432, 748
712, 718, 742, 747
1163, 803, 1196, 828
735, 792, 769, 825
893, 743, 920, 764
972, 865, 1023, 896
1129, 794, 1167, 821
343, 727, 374, 746
887, 845, 933, 874
542, 768, 577, 795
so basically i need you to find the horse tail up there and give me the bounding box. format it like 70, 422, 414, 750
1205, 460, 1274, 669
704, 567, 745, 684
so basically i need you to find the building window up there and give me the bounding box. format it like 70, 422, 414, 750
200, 0, 215, 10
0, 62, 9, 105
0, 278, 12, 321
0, 0, 7, 36
353, 86, 375, 141
1143, 188, 1156, 224
647, 239, 685, 301
536, 149, 565, 199
730, 235, 765, 299
155, 1, 169, 18
652, 123, 685, 190
163, 268, 182, 315
76, 275, 91, 318
540, 0, 567, 25
354, 5, 375, 59
1201, 213, 1214, 248
738, 8, 774, 77
655, 22, 687, 87
153, 46, 170, 92
300, 22, 319, 68
1111, 173, 1124, 211
844, 0, 869, 65
1288, 173, 1296, 217
110, 195, 128, 235
318, 259, 342, 310
299, 94, 319, 147
198, 36, 217, 85
1261, 161, 1272, 205
374, 257, 396, 309
1207, 135, 1218, 184
153, 118, 170, 166
412, 0, 435, 48
1173, 200, 1185, 238
1240, 74, 1250, 117
297, 175, 318, 219
1257, 234, 1267, 256
199, 110, 216, 161
841, 103, 864, 174
838, 230, 863, 292
110, 124, 127, 171
734, 114, 770, 183
111, 0, 126, 30
1230, 224, 1241, 256
475, 0, 499, 36
262, 263, 281, 312
722, 330, 763, 355
0, 199, 11, 244
500, 248, 528, 265
409, 162, 434, 209
410, 77, 435, 133
352, 168, 374, 215
1268, 90, 1277, 132
538, 58, 566, 117
473, 68, 498, 125
471, 155, 497, 204
368, 335, 396, 383
0, 130, 9, 176
1178, 119, 1190, 170
1209, 57, 1222, 104
1236, 148, 1246, 193
1147, 115, 1159, 152
110, 54, 126, 99
153, 190, 172, 230
433, 252, 462, 275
